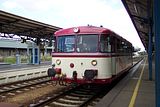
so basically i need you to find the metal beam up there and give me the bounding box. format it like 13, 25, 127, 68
139, 30, 149, 36
127, 0, 147, 10
131, 14, 149, 24
0, 19, 20, 27
17, 27, 46, 34
153, 0, 160, 106
135, 0, 147, 10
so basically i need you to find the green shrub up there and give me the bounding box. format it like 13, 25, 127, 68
4, 56, 16, 64
41, 55, 51, 61
45, 56, 52, 61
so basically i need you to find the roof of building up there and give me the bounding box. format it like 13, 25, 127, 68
0, 39, 53, 49
0, 39, 27, 49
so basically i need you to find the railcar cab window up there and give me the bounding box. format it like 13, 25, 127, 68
76, 35, 98, 53
57, 36, 75, 52
100, 34, 111, 52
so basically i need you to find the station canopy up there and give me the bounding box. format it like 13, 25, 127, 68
122, 0, 153, 51
0, 10, 61, 39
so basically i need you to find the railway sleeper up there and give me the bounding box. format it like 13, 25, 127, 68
74, 90, 94, 95
70, 92, 92, 97
65, 95, 88, 100
59, 98, 84, 104
51, 101, 79, 107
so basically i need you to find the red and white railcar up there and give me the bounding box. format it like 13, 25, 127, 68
48, 26, 133, 84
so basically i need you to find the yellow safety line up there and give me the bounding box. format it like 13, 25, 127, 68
128, 58, 147, 107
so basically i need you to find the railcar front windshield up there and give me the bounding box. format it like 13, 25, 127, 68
77, 34, 98, 52
56, 34, 98, 53
57, 35, 75, 52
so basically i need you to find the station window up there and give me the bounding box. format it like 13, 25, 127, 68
100, 34, 111, 53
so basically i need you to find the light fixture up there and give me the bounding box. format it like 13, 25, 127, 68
73, 27, 79, 33
56, 59, 61, 65
91, 60, 97, 66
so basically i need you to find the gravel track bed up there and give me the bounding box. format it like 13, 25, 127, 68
3, 83, 67, 106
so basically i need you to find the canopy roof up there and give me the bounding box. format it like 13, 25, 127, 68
122, 0, 153, 51
0, 10, 61, 39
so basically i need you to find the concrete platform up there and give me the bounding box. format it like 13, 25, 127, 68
96, 58, 155, 107
0, 61, 51, 71
0, 61, 51, 85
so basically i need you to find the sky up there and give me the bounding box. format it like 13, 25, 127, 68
0, 0, 145, 51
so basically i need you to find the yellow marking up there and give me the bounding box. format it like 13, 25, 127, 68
128, 58, 147, 107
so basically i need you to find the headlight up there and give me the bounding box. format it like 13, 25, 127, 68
91, 60, 97, 66
56, 59, 61, 65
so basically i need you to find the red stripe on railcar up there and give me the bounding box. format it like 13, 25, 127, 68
52, 53, 131, 58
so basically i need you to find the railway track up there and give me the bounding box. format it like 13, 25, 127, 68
28, 60, 143, 107
0, 76, 51, 100
0, 59, 142, 106
29, 84, 110, 107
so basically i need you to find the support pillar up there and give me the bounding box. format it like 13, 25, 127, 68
148, 30, 152, 80
27, 46, 29, 64
153, 0, 160, 106
32, 42, 35, 64
147, 0, 152, 80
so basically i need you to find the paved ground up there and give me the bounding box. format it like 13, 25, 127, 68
96, 58, 155, 107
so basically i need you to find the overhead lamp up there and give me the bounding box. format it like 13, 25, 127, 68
73, 27, 79, 33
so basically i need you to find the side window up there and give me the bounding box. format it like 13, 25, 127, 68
123, 42, 126, 53
117, 39, 121, 53
121, 41, 125, 53
127, 44, 132, 53
100, 34, 111, 52
117, 39, 123, 53
110, 36, 116, 53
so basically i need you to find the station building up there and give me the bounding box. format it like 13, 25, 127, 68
0, 39, 27, 56
0, 38, 53, 63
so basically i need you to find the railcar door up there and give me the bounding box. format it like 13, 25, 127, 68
100, 34, 113, 77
